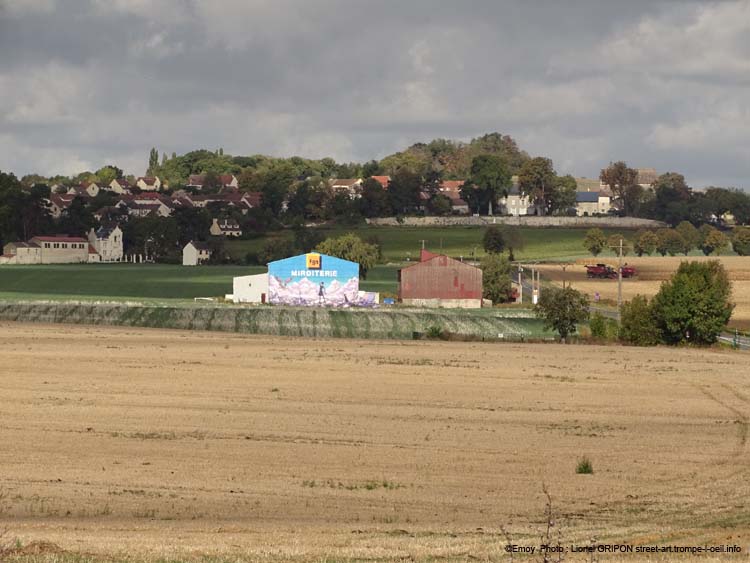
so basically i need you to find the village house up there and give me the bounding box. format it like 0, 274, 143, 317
136, 176, 162, 191
438, 180, 469, 214
108, 178, 132, 194
499, 184, 534, 216
186, 174, 239, 190
182, 241, 212, 266
1, 235, 94, 265
67, 181, 100, 198
209, 218, 242, 237
88, 225, 123, 262
370, 176, 391, 189
330, 178, 363, 199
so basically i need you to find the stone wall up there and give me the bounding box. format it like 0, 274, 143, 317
366, 216, 666, 228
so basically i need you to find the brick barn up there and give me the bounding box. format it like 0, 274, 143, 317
398, 250, 483, 308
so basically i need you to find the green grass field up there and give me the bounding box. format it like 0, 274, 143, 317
227, 225, 637, 263
0, 227, 646, 303
0, 263, 401, 301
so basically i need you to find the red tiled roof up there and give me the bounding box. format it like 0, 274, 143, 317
371, 175, 390, 188
440, 180, 465, 191
32, 236, 87, 243
88, 244, 98, 254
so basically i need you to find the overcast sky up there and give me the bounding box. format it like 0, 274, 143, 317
1, 0, 749, 189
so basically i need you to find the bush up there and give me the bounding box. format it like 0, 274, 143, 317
576, 457, 593, 474
425, 325, 445, 339
619, 295, 661, 346
535, 286, 590, 341
480, 253, 514, 304
589, 313, 607, 339
583, 228, 606, 256
733, 227, 750, 256
651, 261, 734, 345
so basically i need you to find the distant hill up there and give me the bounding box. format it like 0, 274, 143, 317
378, 133, 530, 179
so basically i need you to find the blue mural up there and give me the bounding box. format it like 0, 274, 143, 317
267, 253, 361, 306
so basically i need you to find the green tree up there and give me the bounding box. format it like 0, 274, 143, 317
550, 174, 578, 214
257, 237, 295, 264
657, 229, 685, 256
675, 221, 699, 254
651, 261, 734, 345
518, 157, 556, 215
480, 253, 514, 304
148, 147, 159, 174
95, 165, 123, 185
460, 154, 511, 215
600, 161, 639, 215
583, 228, 607, 256
699, 226, 729, 255
732, 227, 750, 256
652, 172, 692, 225
482, 225, 524, 260
483, 226, 506, 254
426, 193, 452, 216
607, 234, 631, 256
535, 286, 590, 341
359, 177, 392, 218
387, 168, 422, 215
619, 295, 661, 346
633, 229, 658, 256
316, 233, 379, 279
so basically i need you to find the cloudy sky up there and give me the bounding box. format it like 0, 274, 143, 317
1, 0, 749, 188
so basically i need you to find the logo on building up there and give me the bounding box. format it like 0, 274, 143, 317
306, 253, 321, 269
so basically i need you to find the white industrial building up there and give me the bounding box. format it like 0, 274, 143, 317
229, 273, 269, 304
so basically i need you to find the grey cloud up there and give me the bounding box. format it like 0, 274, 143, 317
0, 0, 747, 189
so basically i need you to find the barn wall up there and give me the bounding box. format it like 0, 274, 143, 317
399, 256, 482, 302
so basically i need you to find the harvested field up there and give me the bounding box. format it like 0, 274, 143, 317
1, 323, 749, 562
537, 256, 750, 330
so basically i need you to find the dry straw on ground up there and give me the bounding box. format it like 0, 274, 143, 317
1, 323, 749, 561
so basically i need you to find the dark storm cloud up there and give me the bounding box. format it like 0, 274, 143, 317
0, 0, 748, 189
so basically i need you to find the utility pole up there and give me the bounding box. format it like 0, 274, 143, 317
617, 237, 623, 319
518, 266, 523, 303
419, 239, 426, 250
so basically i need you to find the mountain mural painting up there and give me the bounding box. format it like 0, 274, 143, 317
268, 253, 365, 307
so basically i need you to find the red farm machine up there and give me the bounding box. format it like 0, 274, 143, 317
586, 263, 637, 279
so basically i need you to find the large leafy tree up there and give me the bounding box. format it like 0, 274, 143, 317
359, 177, 391, 218
460, 154, 511, 215
651, 261, 733, 345
651, 172, 692, 225
619, 295, 662, 346
518, 157, 556, 215
583, 228, 607, 256
535, 286, 590, 341
633, 229, 659, 256
675, 221, 699, 254
600, 161, 639, 216
316, 233, 379, 279
387, 168, 422, 215
480, 253, 514, 304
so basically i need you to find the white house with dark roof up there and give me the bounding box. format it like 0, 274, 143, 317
88, 225, 123, 262
182, 241, 212, 266
209, 217, 242, 237
575, 191, 612, 216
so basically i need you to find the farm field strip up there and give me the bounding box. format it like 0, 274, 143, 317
1, 323, 749, 561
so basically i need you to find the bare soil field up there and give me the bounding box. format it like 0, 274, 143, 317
1, 323, 749, 562
538, 256, 750, 330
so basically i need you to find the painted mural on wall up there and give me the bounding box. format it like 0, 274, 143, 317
268, 253, 365, 307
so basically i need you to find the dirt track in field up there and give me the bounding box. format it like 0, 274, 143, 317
537, 256, 750, 330
1, 323, 749, 561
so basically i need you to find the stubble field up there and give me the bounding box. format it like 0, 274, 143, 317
1, 323, 749, 562
536, 256, 750, 330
